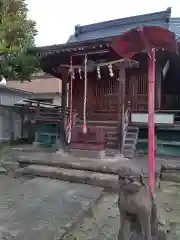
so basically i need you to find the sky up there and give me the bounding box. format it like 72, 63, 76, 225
27, 0, 180, 47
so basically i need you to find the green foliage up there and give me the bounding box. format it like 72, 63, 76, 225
0, 0, 40, 81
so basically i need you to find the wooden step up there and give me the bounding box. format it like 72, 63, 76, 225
85, 113, 118, 121
77, 120, 119, 127
75, 121, 119, 150
105, 135, 119, 141
105, 142, 118, 149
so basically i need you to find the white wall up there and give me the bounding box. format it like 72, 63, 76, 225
131, 113, 174, 124
0, 89, 28, 142
0, 107, 22, 142
53, 95, 61, 106
0, 91, 26, 106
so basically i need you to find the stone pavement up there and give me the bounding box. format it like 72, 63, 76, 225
65, 193, 119, 240
0, 175, 103, 240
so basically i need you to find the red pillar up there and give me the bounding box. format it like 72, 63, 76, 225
148, 48, 155, 194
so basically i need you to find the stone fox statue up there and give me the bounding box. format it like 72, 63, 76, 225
117, 165, 159, 240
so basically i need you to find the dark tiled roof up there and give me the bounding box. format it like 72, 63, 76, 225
68, 8, 171, 43
169, 18, 180, 40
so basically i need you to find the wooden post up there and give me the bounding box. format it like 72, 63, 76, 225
60, 69, 69, 125
21, 106, 25, 139
9, 107, 14, 142
148, 48, 155, 194
34, 101, 40, 144
118, 66, 125, 153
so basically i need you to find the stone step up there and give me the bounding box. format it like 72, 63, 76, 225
123, 150, 134, 158
126, 133, 137, 138
127, 126, 139, 132
123, 143, 135, 150
124, 138, 136, 144
16, 165, 119, 191
123, 126, 139, 158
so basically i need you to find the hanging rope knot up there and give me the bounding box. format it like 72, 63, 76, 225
148, 48, 156, 61
82, 124, 87, 134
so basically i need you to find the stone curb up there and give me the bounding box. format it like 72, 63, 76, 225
16, 165, 119, 191
12, 147, 53, 153
18, 157, 161, 181
18, 157, 119, 174
57, 191, 105, 240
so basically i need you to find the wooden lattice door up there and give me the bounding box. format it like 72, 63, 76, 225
126, 74, 148, 111
94, 78, 119, 113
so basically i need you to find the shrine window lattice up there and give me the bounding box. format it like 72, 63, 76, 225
137, 75, 148, 95
125, 74, 148, 95
95, 78, 119, 96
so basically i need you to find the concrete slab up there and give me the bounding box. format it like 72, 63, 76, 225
2, 161, 20, 171
0, 167, 7, 174
0, 176, 103, 240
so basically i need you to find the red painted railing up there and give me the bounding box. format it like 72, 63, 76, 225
65, 111, 77, 144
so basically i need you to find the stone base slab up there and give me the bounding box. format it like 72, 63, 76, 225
33, 141, 41, 147
16, 164, 118, 191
